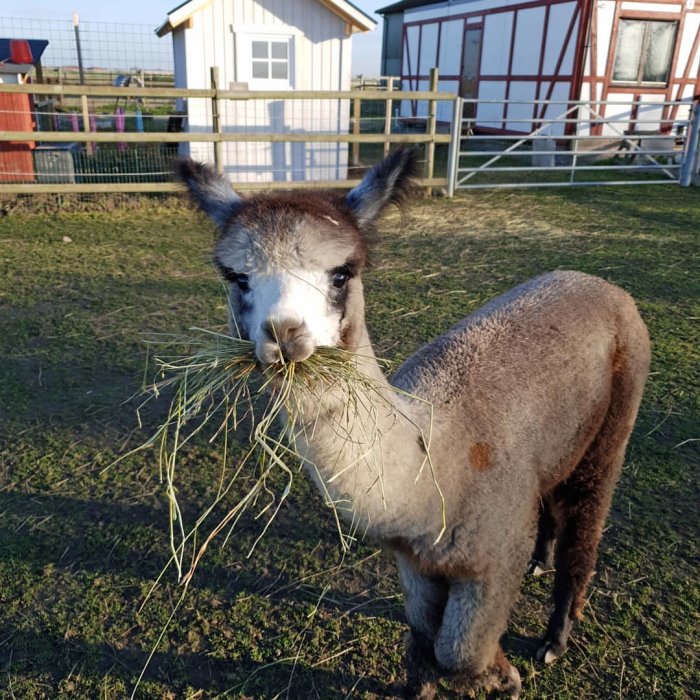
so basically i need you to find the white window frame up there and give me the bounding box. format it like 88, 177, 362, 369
611, 18, 679, 87
235, 29, 295, 90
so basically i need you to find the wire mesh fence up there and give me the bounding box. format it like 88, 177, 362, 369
0, 18, 456, 196
0, 15, 173, 87
2, 81, 698, 193
33, 106, 179, 185
0, 82, 453, 191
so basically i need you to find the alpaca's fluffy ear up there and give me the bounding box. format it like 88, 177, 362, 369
175, 159, 243, 229
344, 147, 419, 230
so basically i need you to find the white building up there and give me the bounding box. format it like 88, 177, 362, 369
157, 0, 376, 182
379, 0, 700, 136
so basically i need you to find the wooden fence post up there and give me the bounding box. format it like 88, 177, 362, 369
210, 66, 224, 175
351, 96, 361, 166
384, 76, 395, 157
426, 67, 439, 194
80, 94, 93, 156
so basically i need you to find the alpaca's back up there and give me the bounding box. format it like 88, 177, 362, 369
392, 270, 650, 490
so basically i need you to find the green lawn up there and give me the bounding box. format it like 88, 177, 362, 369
0, 185, 698, 699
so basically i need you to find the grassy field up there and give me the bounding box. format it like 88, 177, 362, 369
0, 184, 698, 699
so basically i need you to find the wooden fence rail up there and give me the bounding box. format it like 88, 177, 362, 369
0, 82, 452, 101
0, 131, 452, 145
0, 78, 455, 195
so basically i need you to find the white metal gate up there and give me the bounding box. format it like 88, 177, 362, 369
448, 97, 700, 192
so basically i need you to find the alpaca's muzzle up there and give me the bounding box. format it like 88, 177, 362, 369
257, 316, 315, 364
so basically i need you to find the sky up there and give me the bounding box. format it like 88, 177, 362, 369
1, 0, 385, 76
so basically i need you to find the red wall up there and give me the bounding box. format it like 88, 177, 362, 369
0, 92, 35, 182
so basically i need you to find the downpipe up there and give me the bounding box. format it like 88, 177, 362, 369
679, 98, 700, 187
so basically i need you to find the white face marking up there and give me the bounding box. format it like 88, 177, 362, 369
246, 268, 341, 361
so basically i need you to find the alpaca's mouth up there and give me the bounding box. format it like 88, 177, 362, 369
256, 336, 316, 365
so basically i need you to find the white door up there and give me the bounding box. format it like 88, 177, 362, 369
227, 33, 296, 182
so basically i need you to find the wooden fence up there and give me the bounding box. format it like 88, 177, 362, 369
0, 70, 455, 195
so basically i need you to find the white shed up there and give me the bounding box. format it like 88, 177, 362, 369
157, 0, 376, 182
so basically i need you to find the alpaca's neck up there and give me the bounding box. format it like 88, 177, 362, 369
290, 324, 446, 542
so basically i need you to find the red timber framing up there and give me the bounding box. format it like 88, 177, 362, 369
585, 1, 700, 135
536, 0, 587, 125
400, 0, 589, 131
399, 0, 699, 135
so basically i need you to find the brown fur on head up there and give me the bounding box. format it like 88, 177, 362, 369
175, 147, 419, 236
175, 148, 419, 360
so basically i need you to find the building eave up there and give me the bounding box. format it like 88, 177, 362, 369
376, 0, 447, 15
156, 0, 376, 36
155, 20, 173, 38
318, 0, 377, 32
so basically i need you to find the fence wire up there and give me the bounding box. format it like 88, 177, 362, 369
0, 16, 173, 87
0, 87, 449, 188
1, 96, 180, 185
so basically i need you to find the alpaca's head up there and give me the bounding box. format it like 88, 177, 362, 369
177, 148, 417, 364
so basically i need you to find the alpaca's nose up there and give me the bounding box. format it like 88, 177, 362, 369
263, 316, 305, 343
258, 315, 314, 363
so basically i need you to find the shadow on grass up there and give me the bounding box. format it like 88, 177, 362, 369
0, 489, 401, 620
0, 276, 222, 435
0, 488, 408, 697
1, 625, 401, 699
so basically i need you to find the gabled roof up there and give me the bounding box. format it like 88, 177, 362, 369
376, 0, 447, 14
156, 0, 376, 37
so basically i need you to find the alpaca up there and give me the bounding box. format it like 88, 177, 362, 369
177, 149, 650, 699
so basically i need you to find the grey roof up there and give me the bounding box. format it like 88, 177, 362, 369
376, 0, 448, 15
345, 0, 377, 24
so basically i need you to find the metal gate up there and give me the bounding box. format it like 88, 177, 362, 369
448, 97, 700, 192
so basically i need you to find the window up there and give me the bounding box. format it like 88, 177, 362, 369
251, 39, 289, 81
236, 32, 294, 89
612, 19, 678, 85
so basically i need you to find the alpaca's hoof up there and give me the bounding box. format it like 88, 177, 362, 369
451, 656, 521, 699
486, 662, 521, 698
502, 662, 522, 698
484, 666, 522, 700
536, 639, 565, 665
403, 684, 437, 700
527, 559, 548, 577
403, 630, 438, 700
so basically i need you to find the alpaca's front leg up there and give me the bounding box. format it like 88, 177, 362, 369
396, 555, 448, 700
434, 579, 521, 698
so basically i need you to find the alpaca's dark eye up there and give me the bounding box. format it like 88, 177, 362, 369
234, 274, 250, 292
220, 267, 250, 292
331, 267, 350, 289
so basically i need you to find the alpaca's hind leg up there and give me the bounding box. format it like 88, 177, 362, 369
396, 555, 448, 700
528, 498, 556, 576
536, 464, 614, 665
538, 362, 645, 664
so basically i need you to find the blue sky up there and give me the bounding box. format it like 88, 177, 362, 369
3, 0, 385, 75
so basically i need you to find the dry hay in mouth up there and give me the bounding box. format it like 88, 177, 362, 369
124, 327, 398, 586
116, 315, 446, 590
